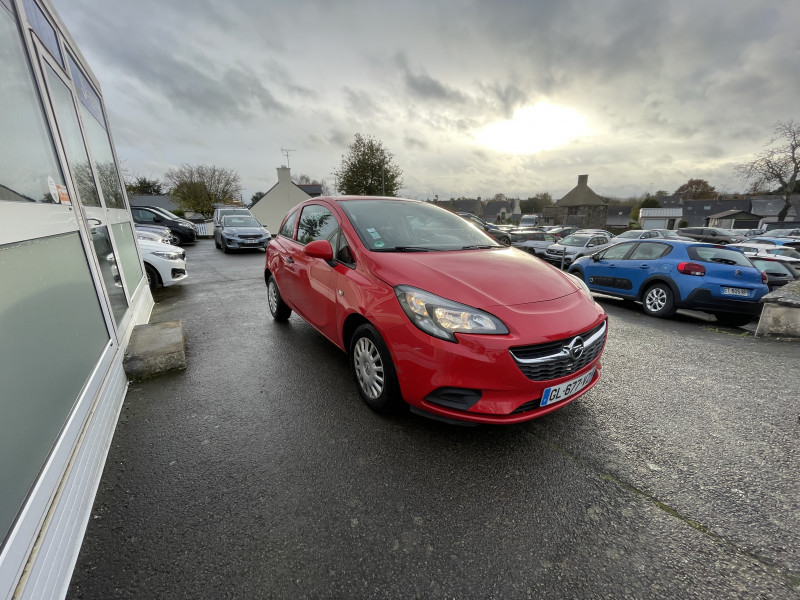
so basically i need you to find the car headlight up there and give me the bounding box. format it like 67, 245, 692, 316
394, 285, 508, 342
566, 272, 593, 301
151, 251, 183, 260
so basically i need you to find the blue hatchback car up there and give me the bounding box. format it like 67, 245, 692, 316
568, 240, 769, 326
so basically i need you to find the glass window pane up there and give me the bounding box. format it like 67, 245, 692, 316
0, 8, 65, 204
21, 0, 62, 66
0, 233, 110, 543
67, 54, 126, 210
298, 205, 337, 244
111, 221, 143, 292
44, 64, 100, 207
90, 225, 128, 322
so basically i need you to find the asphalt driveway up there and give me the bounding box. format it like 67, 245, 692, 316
67, 240, 800, 599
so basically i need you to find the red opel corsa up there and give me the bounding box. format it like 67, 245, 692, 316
265, 197, 607, 425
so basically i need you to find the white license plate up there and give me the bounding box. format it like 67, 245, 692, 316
722, 287, 749, 297
540, 367, 596, 408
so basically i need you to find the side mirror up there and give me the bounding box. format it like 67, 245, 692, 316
304, 239, 334, 260
592, 254, 601, 262
153, 215, 163, 223
587, 243, 596, 248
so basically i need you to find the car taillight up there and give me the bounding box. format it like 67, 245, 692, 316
678, 262, 706, 276
761, 271, 768, 284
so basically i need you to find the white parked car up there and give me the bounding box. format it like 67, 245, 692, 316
728, 242, 800, 266
138, 239, 188, 291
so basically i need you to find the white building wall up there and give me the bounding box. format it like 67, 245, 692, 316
250, 167, 311, 231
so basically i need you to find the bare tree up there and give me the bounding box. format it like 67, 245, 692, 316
164, 164, 242, 217
736, 119, 800, 222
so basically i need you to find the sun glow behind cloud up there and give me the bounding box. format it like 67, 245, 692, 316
476, 103, 591, 154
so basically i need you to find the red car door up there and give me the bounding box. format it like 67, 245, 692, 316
280, 203, 339, 334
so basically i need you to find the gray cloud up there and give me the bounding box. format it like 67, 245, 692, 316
51, 0, 800, 201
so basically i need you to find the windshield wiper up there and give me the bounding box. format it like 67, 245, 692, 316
461, 244, 497, 250
373, 246, 437, 252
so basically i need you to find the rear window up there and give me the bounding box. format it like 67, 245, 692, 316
686, 246, 752, 266
749, 258, 796, 276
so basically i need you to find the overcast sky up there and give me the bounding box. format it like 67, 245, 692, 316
52, 0, 800, 203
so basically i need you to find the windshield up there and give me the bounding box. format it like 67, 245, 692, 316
655, 230, 681, 238
766, 229, 799, 237
223, 216, 262, 228
152, 207, 182, 220
559, 235, 592, 247
342, 200, 501, 251
617, 231, 642, 238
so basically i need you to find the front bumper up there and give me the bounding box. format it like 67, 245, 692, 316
380, 314, 607, 424
223, 237, 270, 249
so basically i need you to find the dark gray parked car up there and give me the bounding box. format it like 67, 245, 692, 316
676, 227, 746, 244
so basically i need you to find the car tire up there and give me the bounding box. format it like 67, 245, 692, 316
144, 263, 159, 292
214, 236, 221, 249
267, 275, 291, 322
221, 238, 228, 253
713, 313, 754, 327
570, 267, 584, 281
169, 233, 181, 245
642, 283, 676, 318
499, 235, 511, 246
350, 323, 401, 414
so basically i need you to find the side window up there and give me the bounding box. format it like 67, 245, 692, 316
297, 204, 338, 244
544, 234, 555, 242
600, 242, 634, 260
331, 228, 355, 266
132, 208, 155, 223
629, 242, 670, 260
279, 209, 298, 239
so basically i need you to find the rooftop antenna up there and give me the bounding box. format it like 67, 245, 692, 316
281, 147, 296, 168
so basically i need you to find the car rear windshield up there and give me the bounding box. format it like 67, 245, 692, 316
686, 246, 753, 266
749, 258, 796, 276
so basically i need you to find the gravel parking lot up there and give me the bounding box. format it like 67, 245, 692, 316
67, 241, 800, 600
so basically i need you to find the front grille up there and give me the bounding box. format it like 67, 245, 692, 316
509, 321, 606, 381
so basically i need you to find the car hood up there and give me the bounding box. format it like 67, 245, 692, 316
367, 247, 580, 307
137, 239, 180, 254
225, 227, 267, 235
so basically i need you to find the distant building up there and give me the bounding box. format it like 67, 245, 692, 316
639, 207, 683, 230
542, 175, 608, 229
249, 166, 312, 230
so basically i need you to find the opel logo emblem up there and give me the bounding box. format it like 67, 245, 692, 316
566, 336, 585, 360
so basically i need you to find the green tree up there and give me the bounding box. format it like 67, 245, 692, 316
520, 192, 552, 214
674, 179, 717, 200
335, 134, 403, 196
736, 119, 800, 221
641, 197, 661, 208
654, 190, 669, 197
250, 191, 266, 205
125, 175, 164, 196
164, 164, 242, 217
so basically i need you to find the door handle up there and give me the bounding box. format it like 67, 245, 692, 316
639, 264, 650, 269
283, 256, 294, 264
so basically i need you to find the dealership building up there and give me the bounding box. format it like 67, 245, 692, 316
0, 0, 153, 597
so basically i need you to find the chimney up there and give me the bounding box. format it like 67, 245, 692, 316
578, 174, 588, 186
277, 166, 291, 183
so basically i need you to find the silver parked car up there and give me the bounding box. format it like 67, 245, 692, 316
544, 233, 614, 268
215, 215, 271, 252
510, 230, 558, 256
